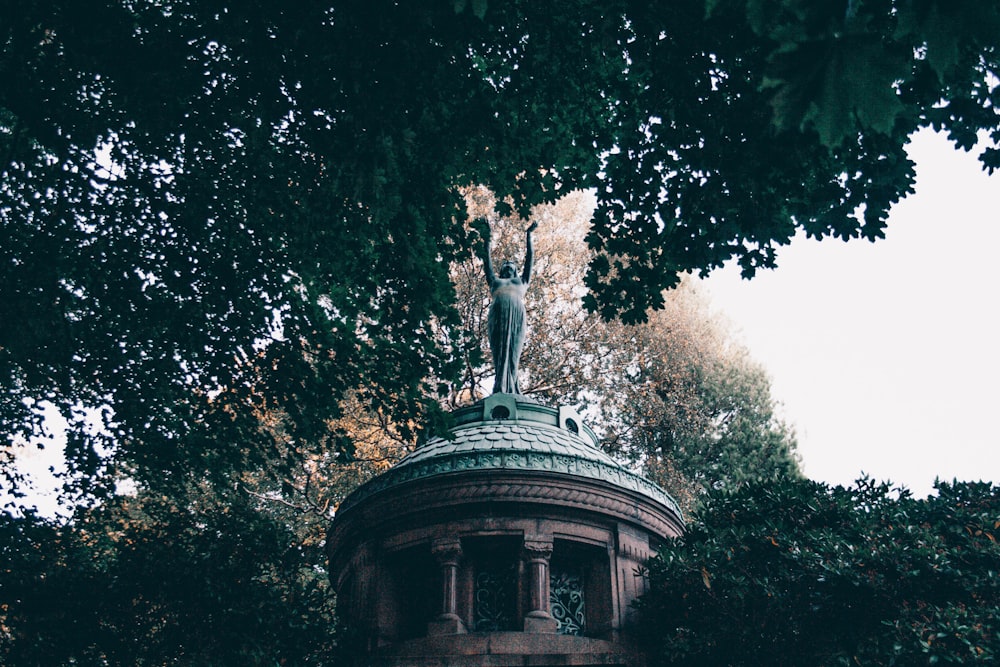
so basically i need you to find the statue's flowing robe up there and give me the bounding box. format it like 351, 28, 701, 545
488, 280, 527, 394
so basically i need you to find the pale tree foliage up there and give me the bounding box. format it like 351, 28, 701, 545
451, 188, 800, 514
608, 310, 801, 513
238, 388, 410, 519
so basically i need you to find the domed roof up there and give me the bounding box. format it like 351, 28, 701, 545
336, 394, 682, 518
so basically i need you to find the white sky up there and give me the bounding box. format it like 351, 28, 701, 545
701, 128, 1000, 497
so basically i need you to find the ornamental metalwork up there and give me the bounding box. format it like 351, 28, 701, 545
474, 563, 517, 631
550, 567, 585, 636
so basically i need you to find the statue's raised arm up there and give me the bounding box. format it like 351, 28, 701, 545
479, 221, 537, 395
476, 219, 497, 287
521, 221, 538, 285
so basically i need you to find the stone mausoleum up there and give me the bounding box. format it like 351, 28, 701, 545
327, 393, 684, 666
327, 220, 683, 664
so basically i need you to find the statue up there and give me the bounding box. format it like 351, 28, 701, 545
478, 220, 537, 395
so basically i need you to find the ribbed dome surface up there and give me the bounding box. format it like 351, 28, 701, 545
403, 421, 621, 467
336, 395, 681, 518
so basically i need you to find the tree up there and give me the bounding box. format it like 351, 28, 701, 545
609, 319, 801, 513
3, 1, 998, 504
636, 478, 1000, 666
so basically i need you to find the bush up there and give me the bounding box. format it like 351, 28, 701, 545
637, 478, 1000, 666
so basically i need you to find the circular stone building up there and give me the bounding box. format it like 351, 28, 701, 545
327, 393, 684, 666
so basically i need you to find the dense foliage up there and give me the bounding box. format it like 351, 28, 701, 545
0, 486, 337, 666
638, 478, 1000, 666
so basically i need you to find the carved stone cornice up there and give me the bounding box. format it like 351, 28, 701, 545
327, 470, 684, 572
337, 444, 682, 519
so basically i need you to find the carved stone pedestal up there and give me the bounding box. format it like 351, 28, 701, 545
427, 615, 467, 636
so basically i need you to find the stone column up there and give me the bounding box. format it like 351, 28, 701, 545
523, 539, 557, 633
428, 538, 467, 635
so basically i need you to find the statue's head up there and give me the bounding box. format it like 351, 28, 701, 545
499, 261, 517, 279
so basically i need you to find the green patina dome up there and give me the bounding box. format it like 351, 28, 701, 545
337, 394, 682, 519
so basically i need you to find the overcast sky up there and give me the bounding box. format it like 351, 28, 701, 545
701, 128, 1000, 497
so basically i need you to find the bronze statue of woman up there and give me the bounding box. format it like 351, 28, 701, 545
479, 220, 538, 395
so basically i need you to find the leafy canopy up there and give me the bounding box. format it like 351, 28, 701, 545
2, 1, 998, 502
